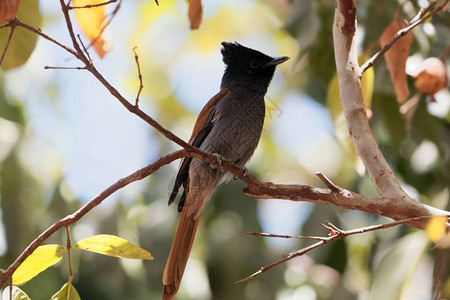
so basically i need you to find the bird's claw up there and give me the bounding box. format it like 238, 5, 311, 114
234, 167, 248, 180
211, 153, 223, 170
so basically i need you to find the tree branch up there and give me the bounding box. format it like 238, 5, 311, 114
0, 20, 16, 67
0, 0, 449, 290
0, 150, 187, 287
240, 173, 448, 229
359, 0, 449, 76
132, 47, 144, 107
333, 0, 414, 202
236, 215, 448, 284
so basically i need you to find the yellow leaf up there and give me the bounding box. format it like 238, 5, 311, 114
73, 0, 110, 58
50, 282, 81, 300
12, 245, 66, 286
74, 234, 153, 260
360, 53, 374, 110
327, 52, 374, 120
2, 286, 31, 300
426, 216, 448, 243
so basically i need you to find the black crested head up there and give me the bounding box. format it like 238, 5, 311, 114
220, 42, 289, 93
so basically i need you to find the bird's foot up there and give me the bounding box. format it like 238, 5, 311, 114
234, 167, 248, 180
211, 153, 223, 170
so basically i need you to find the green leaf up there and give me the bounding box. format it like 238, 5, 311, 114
2, 286, 30, 300
12, 245, 66, 286
73, 234, 153, 260
50, 282, 81, 300
0, 0, 43, 69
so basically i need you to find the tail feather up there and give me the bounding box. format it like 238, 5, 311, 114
162, 208, 200, 299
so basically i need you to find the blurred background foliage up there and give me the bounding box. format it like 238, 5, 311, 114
0, 0, 449, 299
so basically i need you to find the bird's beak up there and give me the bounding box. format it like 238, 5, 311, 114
264, 56, 290, 67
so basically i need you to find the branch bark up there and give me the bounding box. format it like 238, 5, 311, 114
331, 0, 448, 227
0, 150, 187, 287
333, 0, 409, 201
240, 173, 448, 229
236, 216, 447, 284
0, 0, 449, 290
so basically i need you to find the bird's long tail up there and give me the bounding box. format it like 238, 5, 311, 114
162, 205, 200, 300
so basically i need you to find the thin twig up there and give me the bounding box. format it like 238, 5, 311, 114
0, 150, 188, 287
44, 66, 87, 70
1, 0, 449, 290
14, 19, 79, 57
55, 0, 203, 152
59, 0, 87, 61
359, 0, 449, 77
236, 215, 448, 284
86, 0, 122, 52
77, 34, 92, 63
410, 0, 436, 23
246, 232, 328, 241
0, 23, 16, 67
133, 47, 144, 107
68, 0, 117, 9
5, 8, 194, 156
315, 172, 341, 193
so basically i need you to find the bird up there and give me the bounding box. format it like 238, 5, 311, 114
162, 41, 289, 300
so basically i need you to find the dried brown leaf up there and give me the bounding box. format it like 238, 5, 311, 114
414, 57, 448, 95
187, 0, 202, 30
380, 17, 413, 103
0, 0, 20, 22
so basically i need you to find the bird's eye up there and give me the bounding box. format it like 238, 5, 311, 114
250, 60, 259, 68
